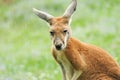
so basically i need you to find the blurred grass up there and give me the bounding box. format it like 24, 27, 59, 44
0, 0, 120, 80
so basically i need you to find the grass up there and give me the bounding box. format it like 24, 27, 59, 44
0, 0, 120, 80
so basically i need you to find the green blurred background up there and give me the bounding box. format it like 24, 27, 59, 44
0, 0, 120, 80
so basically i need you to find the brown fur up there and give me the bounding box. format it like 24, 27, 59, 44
49, 17, 120, 80
52, 36, 120, 80
33, 0, 120, 79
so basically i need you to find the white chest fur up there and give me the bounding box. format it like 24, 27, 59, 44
55, 50, 83, 80
55, 51, 73, 79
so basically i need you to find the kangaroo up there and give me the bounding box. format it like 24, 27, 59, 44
33, 0, 120, 80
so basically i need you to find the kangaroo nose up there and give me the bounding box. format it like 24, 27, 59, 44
55, 44, 62, 50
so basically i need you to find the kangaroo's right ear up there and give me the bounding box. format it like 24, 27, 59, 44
33, 8, 54, 23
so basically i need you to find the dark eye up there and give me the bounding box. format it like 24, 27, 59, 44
63, 30, 68, 33
50, 31, 54, 36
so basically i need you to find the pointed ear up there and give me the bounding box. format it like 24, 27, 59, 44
33, 8, 54, 23
63, 0, 77, 18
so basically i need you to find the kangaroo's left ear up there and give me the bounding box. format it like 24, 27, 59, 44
63, 0, 77, 19
33, 8, 54, 23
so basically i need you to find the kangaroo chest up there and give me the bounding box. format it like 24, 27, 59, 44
55, 51, 73, 79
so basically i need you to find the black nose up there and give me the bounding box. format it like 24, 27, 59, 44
55, 44, 62, 50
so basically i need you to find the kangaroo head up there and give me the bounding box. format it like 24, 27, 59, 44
33, 0, 77, 50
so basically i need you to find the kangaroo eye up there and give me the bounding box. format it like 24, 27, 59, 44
63, 30, 68, 33
50, 31, 54, 36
